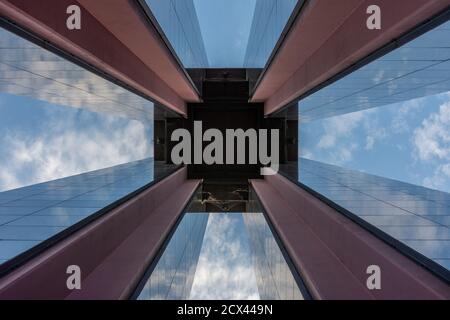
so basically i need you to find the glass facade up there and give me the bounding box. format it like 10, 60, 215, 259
275, 19, 450, 275
146, 0, 298, 68
246, 187, 304, 299
281, 159, 450, 270
137, 208, 304, 300
0, 27, 154, 122
1, 0, 448, 300
298, 21, 450, 122
138, 213, 209, 300
244, 0, 299, 68
145, 0, 209, 67
0, 25, 181, 270
189, 213, 261, 300
0, 159, 178, 267
0, 25, 158, 192
244, 213, 303, 300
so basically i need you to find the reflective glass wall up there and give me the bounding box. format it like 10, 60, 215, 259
137, 212, 305, 300
0, 25, 179, 271
275, 20, 450, 274
136, 187, 305, 300
244, 0, 299, 67
138, 213, 209, 300
145, 0, 209, 67
243, 213, 303, 300
0, 28, 154, 122
146, 0, 298, 68
192, 0, 257, 67
0, 26, 156, 194
0, 159, 174, 267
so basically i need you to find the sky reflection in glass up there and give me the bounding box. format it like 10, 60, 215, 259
294, 158, 450, 271
147, 0, 298, 67
0, 25, 164, 267
298, 21, 450, 123
292, 20, 450, 274
244, 0, 299, 68
0, 28, 154, 121
138, 212, 304, 300
0, 159, 179, 266
145, 0, 209, 67
0, 26, 155, 193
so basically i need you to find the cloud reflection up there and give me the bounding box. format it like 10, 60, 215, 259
189, 213, 260, 300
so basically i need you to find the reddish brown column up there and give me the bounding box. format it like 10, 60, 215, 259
252, 0, 450, 115
0, 0, 200, 116
250, 175, 450, 300
0, 168, 201, 300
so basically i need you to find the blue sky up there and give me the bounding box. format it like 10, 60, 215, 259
300, 92, 450, 193
190, 213, 260, 300
193, 0, 256, 67
1, 90, 449, 194
0, 9, 448, 195
0, 25, 155, 193
0, 93, 153, 192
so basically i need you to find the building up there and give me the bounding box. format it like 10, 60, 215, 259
144, 0, 209, 68
0, 0, 449, 300
244, 0, 298, 68
137, 212, 208, 300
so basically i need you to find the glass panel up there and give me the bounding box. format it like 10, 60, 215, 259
298, 21, 450, 122
0, 26, 155, 194
275, 20, 450, 273
0, 159, 176, 264
145, 0, 298, 68
244, 0, 299, 68
281, 159, 450, 270
145, 0, 209, 67
0, 26, 179, 268
0, 28, 154, 122
137, 212, 304, 300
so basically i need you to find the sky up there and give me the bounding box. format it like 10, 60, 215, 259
0, 93, 153, 192
148, 0, 296, 68
1, 83, 449, 195
141, 212, 301, 300
300, 92, 450, 193
0, 2, 448, 297
187, 212, 301, 300
189, 213, 260, 300
193, 0, 257, 67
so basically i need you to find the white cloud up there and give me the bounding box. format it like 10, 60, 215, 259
391, 99, 422, 133
189, 214, 260, 300
423, 164, 450, 191
364, 120, 388, 151
365, 136, 375, 150
300, 148, 314, 160
331, 142, 358, 163
317, 135, 334, 149
373, 70, 385, 84
442, 163, 450, 176
412, 102, 450, 192
0, 170, 20, 191
413, 102, 450, 162
311, 110, 377, 165
317, 111, 364, 149
305, 104, 394, 165
0, 110, 153, 192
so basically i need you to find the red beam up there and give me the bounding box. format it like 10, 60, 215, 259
0, 168, 200, 300
251, 175, 450, 299
253, 0, 450, 115
0, 0, 200, 116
